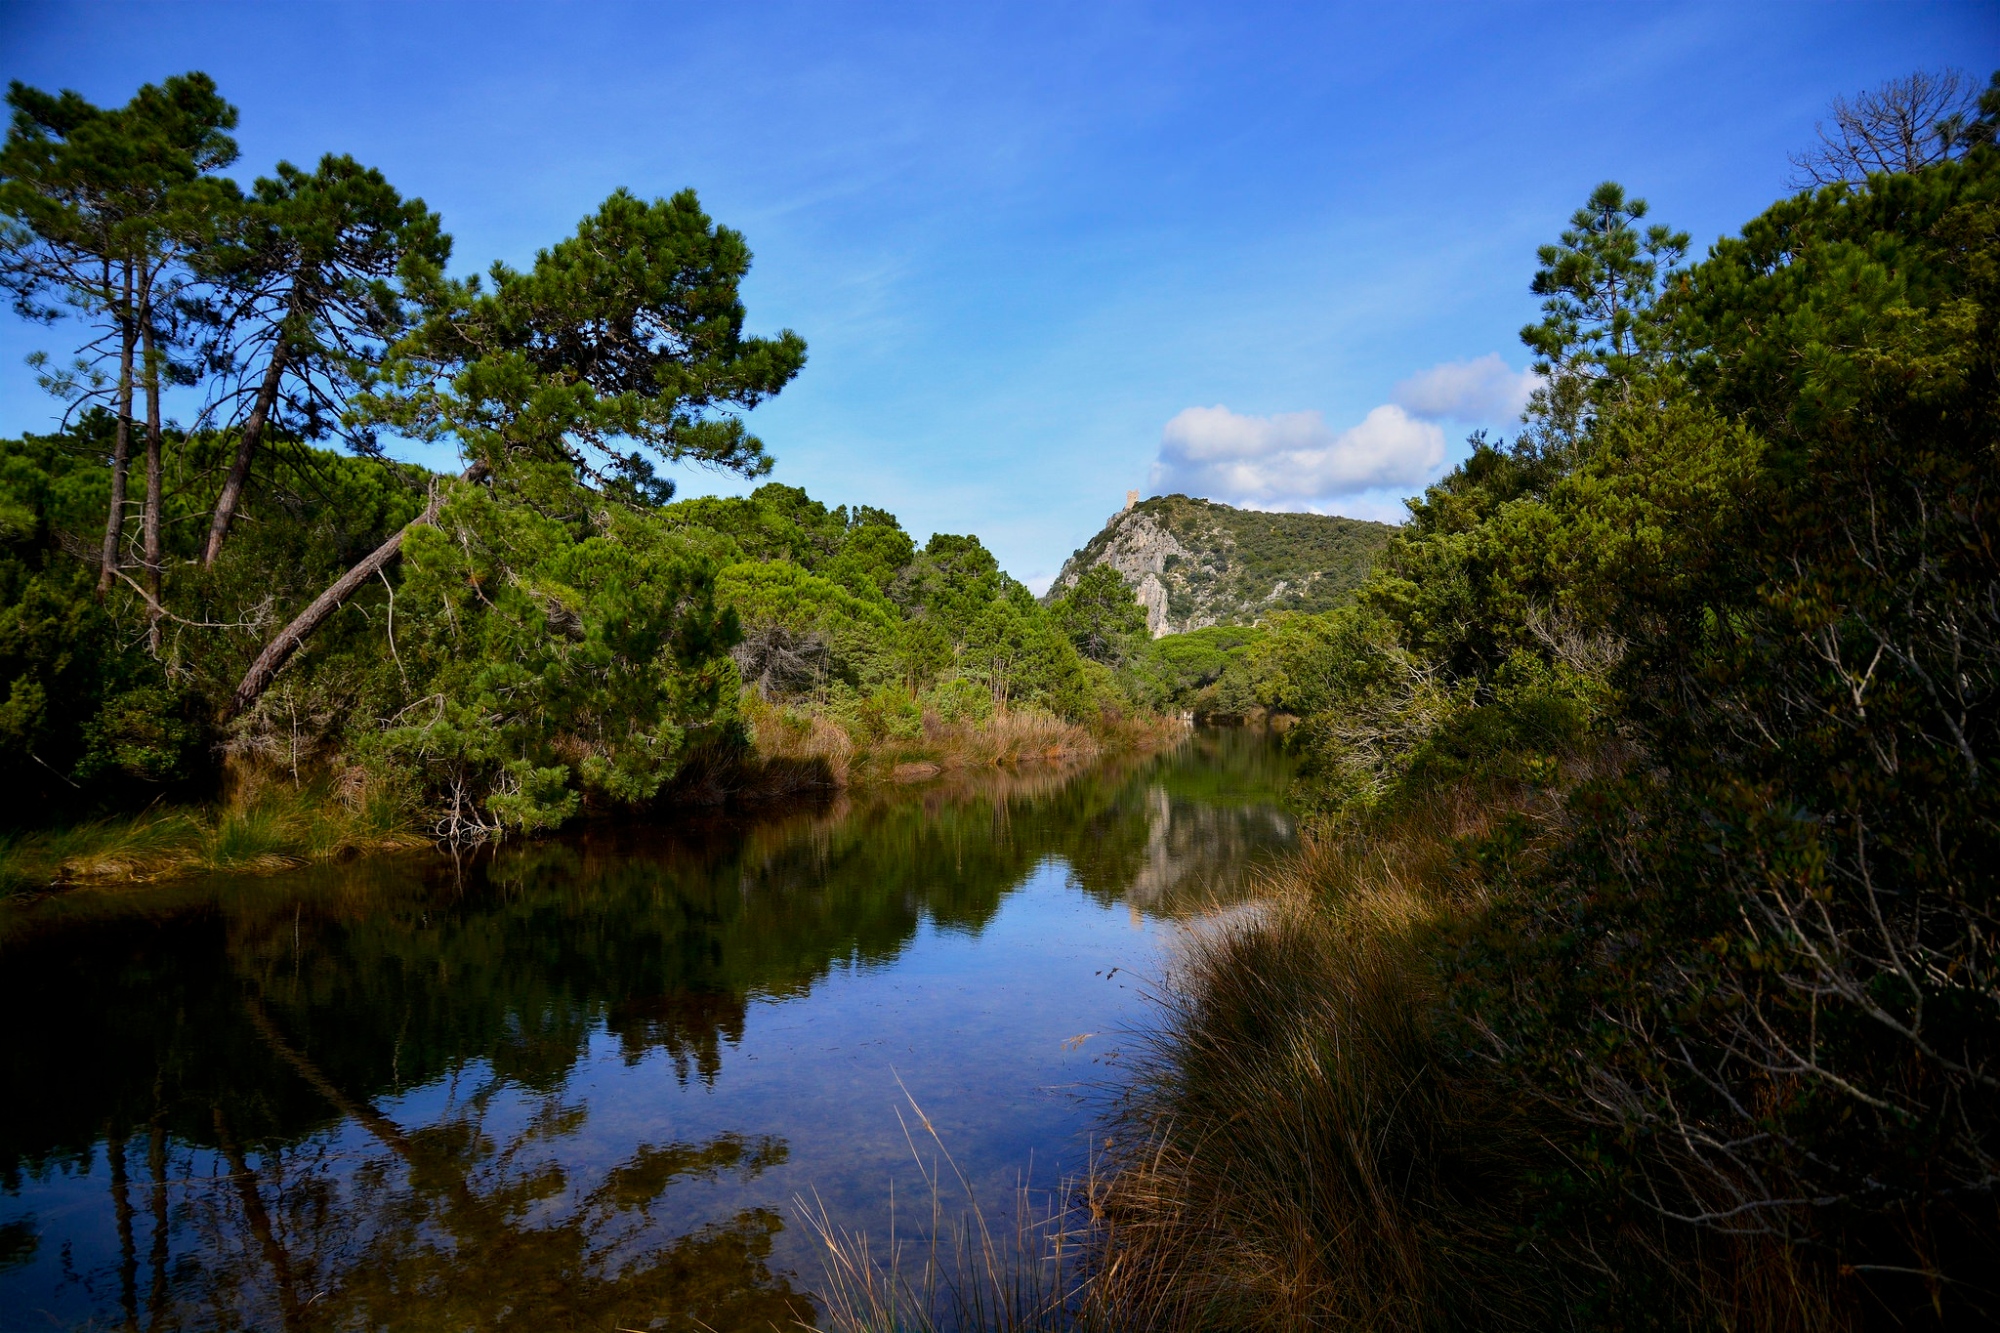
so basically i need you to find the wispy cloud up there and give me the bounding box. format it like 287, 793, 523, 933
1148, 403, 1444, 507
1392, 353, 1540, 423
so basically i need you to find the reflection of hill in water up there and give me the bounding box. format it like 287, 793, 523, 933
0, 729, 1292, 1330
1100, 783, 1295, 915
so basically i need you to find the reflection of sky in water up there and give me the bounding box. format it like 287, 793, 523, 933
0, 730, 1293, 1331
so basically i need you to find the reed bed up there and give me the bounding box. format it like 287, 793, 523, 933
1079, 799, 1552, 1331
798, 777, 1849, 1330
749, 698, 1188, 788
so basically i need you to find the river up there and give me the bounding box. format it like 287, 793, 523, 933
0, 728, 1294, 1331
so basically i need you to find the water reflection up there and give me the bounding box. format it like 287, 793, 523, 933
0, 728, 1292, 1330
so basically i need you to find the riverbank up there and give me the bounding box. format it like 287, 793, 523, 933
1, 708, 1190, 895
801, 777, 1861, 1333
0, 786, 429, 896
1071, 780, 1866, 1333
742, 694, 1188, 787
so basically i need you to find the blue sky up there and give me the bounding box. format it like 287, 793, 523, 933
3, 1, 1994, 590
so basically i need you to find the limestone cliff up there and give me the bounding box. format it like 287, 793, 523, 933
1047, 494, 1395, 637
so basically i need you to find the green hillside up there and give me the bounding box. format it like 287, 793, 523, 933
1048, 494, 1394, 636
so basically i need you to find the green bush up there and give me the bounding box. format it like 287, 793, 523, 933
1254, 145, 2000, 1312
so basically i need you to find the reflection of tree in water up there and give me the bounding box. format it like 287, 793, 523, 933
0, 729, 1294, 1328
76, 1005, 809, 1331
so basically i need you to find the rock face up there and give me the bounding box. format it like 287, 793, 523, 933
1048, 494, 1395, 637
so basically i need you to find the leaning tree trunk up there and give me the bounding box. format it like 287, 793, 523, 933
139, 289, 165, 655
96, 262, 136, 598
226, 466, 481, 720
202, 333, 290, 568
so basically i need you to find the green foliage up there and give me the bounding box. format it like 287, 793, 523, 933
393, 188, 806, 497
666, 482, 916, 603
1050, 562, 1147, 663
823, 511, 916, 599
1521, 182, 1689, 380
358, 484, 742, 833
0, 71, 820, 838
0, 422, 207, 816
1, 72, 241, 331
1263, 148, 2000, 1308
717, 557, 905, 695
0, 67, 1179, 851
1122, 622, 1266, 716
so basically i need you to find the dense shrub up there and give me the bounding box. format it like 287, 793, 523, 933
1240, 143, 2000, 1319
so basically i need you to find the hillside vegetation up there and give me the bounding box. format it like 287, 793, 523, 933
1049, 494, 1392, 636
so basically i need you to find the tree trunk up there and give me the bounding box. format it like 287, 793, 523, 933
203, 330, 292, 568
107, 1127, 139, 1333
243, 995, 414, 1160
139, 275, 164, 655
97, 262, 136, 598
146, 1119, 169, 1331
226, 466, 480, 720
213, 1107, 303, 1332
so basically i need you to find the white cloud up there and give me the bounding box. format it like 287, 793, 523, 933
1392, 353, 1540, 423
1149, 403, 1444, 507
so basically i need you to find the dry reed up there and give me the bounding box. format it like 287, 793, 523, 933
1080, 781, 1852, 1332
1081, 809, 1551, 1331
749, 694, 1187, 790
800, 1083, 1093, 1333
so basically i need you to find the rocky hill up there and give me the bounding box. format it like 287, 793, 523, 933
1048, 494, 1396, 637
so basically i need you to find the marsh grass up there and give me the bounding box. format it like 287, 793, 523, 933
801, 1085, 1098, 1333
0, 783, 424, 894
1080, 795, 1547, 1330
1080, 780, 1851, 1332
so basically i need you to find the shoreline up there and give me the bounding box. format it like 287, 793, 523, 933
1, 711, 1192, 897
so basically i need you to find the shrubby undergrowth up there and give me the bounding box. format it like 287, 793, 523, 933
1099, 82, 2000, 1330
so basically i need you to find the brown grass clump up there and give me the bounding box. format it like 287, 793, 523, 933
748, 706, 857, 785
1081, 801, 1552, 1331
951, 708, 1101, 768
1078, 782, 1852, 1333
746, 690, 1186, 788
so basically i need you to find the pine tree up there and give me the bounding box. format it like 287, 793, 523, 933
0, 73, 238, 633
196, 155, 448, 566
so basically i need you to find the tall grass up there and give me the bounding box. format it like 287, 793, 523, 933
0, 783, 424, 895
801, 1086, 1094, 1333
1079, 782, 1850, 1332
748, 695, 1186, 788
1082, 794, 1544, 1330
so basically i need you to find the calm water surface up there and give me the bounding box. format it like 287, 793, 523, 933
0, 729, 1293, 1331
